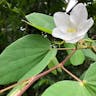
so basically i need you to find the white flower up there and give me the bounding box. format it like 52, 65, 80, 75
66, 0, 78, 12
52, 3, 94, 43
65, 0, 68, 3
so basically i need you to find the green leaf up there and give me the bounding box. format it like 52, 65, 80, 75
42, 62, 96, 96
42, 81, 91, 96
7, 48, 57, 96
25, 13, 55, 34
83, 49, 96, 61
19, 48, 57, 81
0, 34, 57, 84
48, 57, 62, 75
64, 43, 85, 66
83, 62, 96, 82
83, 62, 96, 96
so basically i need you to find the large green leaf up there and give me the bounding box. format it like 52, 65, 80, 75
25, 13, 55, 34
0, 34, 57, 84
19, 48, 57, 81
7, 48, 57, 96
42, 81, 91, 96
42, 63, 96, 96
64, 43, 85, 65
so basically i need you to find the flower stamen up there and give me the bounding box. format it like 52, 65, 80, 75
67, 28, 77, 33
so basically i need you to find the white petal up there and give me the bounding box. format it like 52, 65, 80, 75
78, 18, 94, 36
66, 0, 78, 12
65, 0, 68, 3
52, 27, 72, 40
58, 27, 77, 40
52, 28, 67, 40
70, 3, 88, 26
66, 35, 85, 43
53, 12, 70, 27
52, 27, 80, 42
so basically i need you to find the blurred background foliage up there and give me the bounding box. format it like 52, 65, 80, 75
0, 0, 96, 96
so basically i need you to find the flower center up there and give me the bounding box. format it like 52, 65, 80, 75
67, 28, 77, 33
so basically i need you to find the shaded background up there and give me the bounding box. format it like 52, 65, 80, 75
0, 0, 96, 96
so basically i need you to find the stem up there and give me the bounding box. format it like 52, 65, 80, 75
15, 49, 76, 96
15, 65, 61, 96
57, 46, 95, 51
57, 48, 75, 50
22, 20, 32, 26
61, 66, 82, 82
0, 49, 76, 95
0, 80, 28, 94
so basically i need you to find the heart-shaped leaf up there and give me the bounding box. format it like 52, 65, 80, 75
42, 62, 96, 96
42, 81, 91, 96
0, 34, 57, 84
7, 48, 57, 96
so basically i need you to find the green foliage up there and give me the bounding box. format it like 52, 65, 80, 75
7, 49, 57, 96
84, 62, 96, 82
0, 0, 96, 96
42, 81, 92, 96
42, 62, 96, 96
83, 49, 96, 61
64, 43, 85, 65
48, 57, 62, 75
26, 13, 55, 34
0, 34, 57, 84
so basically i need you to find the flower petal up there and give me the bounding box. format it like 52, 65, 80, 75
58, 26, 86, 43
66, 35, 85, 43
66, 0, 78, 12
52, 28, 66, 40
52, 27, 81, 43
78, 18, 94, 36
53, 12, 70, 27
58, 27, 77, 40
65, 0, 68, 3
70, 3, 88, 26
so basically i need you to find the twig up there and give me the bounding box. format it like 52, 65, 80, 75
57, 48, 75, 50
14, 49, 76, 96
61, 66, 82, 82
0, 80, 29, 94
15, 65, 61, 96
57, 46, 95, 51
0, 49, 76, 95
